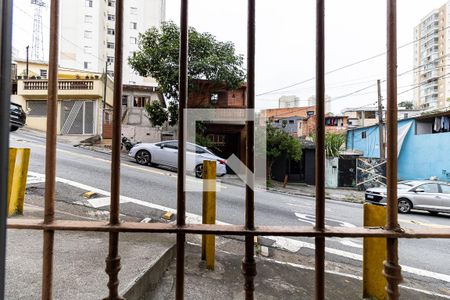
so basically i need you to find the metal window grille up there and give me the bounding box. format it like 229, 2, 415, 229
1, 1, 450, 300
27, 100, 48, 117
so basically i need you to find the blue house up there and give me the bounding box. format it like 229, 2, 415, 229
346, 111, 450, 181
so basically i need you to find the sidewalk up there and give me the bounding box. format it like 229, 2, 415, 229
221, 175, 365, 204
5, 199, 175, 300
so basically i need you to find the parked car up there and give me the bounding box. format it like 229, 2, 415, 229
10, 103, 26, 131
365, 180, 450, 214
128, 140, 227, 178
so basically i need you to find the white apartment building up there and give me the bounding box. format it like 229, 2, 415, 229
413, 3, 450, 110
60, 0, 165, 87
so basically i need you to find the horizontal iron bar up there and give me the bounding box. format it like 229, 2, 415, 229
7, 219, 450, 238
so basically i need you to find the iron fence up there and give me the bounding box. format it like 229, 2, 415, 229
1, 0, 450, 299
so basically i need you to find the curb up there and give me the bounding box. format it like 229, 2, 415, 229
121, 243, 177, 300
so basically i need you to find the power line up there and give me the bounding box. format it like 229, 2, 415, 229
256, 25, 450, 97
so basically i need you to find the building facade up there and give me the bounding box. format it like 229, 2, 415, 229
12, 59, 114, 136
59, 0, 165, 86
342, 106, 421, 128
413, 3, 450, 109
346, 112, 450, 181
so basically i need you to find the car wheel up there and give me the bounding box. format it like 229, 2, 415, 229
10, 126, 19, 132
398, 198, 412, 213
135, 150, 151, 165
428, 211, 439, 216
195, 164, 203, 178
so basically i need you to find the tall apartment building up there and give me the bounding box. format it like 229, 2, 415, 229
413, 3, 450, 110
60, 0, 165, 86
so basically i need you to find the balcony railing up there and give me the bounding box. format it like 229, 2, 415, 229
22, 80, 94, 91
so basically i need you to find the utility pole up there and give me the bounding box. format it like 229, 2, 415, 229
103, 61, 109, 111
26, 46, 29, 79
377, 79, 385, 159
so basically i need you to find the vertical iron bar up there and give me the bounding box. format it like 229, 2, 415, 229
315, 0, 325, 299
42, 1, 59, 299
176, 0, 188, 299
384, 0, 402, 299
242, 1, 256, 299
0, 0, 13, 297
104, 0, 124, 299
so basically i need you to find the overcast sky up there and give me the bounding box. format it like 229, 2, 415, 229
12, 0, 449, 113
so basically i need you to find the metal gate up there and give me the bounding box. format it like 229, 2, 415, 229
1, 1, 450, 300
60, 100, 95, 135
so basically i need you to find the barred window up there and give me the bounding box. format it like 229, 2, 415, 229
27, 100, 47, 117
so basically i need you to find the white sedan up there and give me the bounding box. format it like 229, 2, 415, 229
128, 140, 227, 178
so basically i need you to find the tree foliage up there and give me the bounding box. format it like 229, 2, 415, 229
144, 101, 168, 127
324, 133, 345, 158
129, 21, 246, 101
266, 123, 302, 179
167, 101, 179, 126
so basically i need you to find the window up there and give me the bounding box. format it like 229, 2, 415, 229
84, 61, 91, 69
27, 100, 47, 117
440, 184, 450, 194
107, 56, 114, 64
130, 37, 137, 44
84, 15, 93, 23
130, 7, 137, 15
84, 30, 92, 39
365, 111, 376, 119
107, 28, 115, 35
210, 92, 219, 104
107, 42, 115, 49
108, 0, 115, 7
163, 142, 178, 150
107, 14, 115, 21
418, 183, 439, 193
130, 22, 137, 30
85, 0, 93, 7
39, 69, 47, 79
362, 131, 367, 139
289, 120, 295, 124
84, 46, 92, 54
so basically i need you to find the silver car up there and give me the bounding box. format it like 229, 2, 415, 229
128, 140, 227, 178
365, 180, 450, 214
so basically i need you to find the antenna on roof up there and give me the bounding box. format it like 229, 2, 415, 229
30, 0, 47, 61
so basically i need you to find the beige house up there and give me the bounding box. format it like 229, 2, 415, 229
12, 59, 114, 136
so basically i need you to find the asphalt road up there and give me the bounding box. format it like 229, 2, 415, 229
10, 129, 450, 293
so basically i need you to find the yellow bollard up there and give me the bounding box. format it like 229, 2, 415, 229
363, 203, 387, 300
201, 160, 216, 270
8, 148, 31, 216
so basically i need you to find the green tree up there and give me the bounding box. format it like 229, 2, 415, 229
144, 101, 168, 127
167, 101, 179, 126
129, 21, 246, 101
323, 133, 345, 158
266, 123, 302, 181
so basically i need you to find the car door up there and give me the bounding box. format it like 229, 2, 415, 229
411, 183, 441, 209
438, 183, 450, 212
158, 141, 178, 167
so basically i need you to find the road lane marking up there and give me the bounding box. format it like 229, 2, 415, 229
26, 171, 450, 284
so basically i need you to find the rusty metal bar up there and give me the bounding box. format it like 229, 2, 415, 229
242, 1, 256, 299
42, 1, 59, 298
315, 0, 326, 299
176, 0, 188, 299
0, 0, 13, 296
384, 1, 402, 299
7, 219, 450, 238
104, 0, 124, 299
